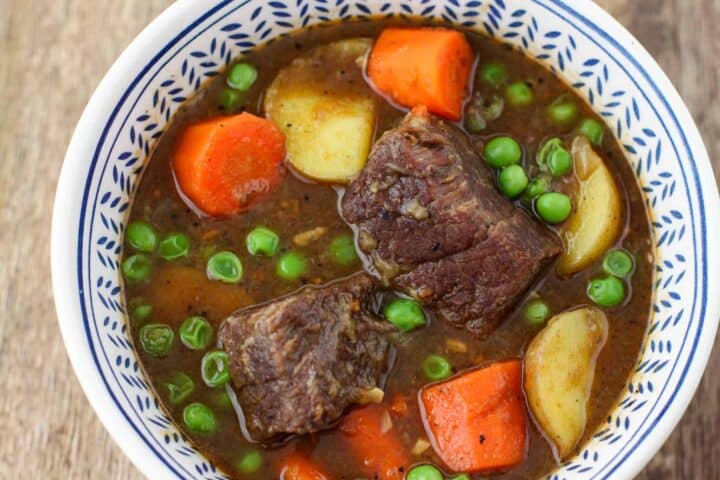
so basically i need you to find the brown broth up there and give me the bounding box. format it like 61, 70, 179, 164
124, 18, 653, 480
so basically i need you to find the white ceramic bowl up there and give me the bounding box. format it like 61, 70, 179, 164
52, 1, 720, 479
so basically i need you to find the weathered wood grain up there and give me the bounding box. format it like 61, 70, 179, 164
0, 0, 716, 478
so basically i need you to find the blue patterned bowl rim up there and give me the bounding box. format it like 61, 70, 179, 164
52, 1, 720, 479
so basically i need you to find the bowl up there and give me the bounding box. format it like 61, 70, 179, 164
51, 1, 720, 479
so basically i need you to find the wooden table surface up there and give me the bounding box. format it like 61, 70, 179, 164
1, 0, 717, 478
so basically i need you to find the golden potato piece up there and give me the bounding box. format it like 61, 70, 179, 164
556, 136, 623, 275
524, 307, 609, 459
264, 39, 375, 183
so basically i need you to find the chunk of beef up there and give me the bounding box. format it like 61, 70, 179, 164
343, 110, 511, 273
218, 273, 393, 442
342, 107, 562, 337
395, 215, 560, 336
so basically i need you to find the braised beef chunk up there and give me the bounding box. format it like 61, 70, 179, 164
343, 108, 510, 274
342, 108, 562, 337
218, 273, 393, 442
395, 215, 561, 336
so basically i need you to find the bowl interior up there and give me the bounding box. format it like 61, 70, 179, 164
54, 1, 719, 479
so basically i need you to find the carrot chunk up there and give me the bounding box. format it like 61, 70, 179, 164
278, 453, 328, 480
420, 360, 527, 473
172, 113, 285, 217
340, 405, 410, 480
367, 27, 474, 120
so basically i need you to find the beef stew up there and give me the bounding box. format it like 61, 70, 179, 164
122, 18, 653, 480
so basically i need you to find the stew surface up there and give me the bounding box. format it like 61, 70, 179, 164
123, 18, 653, 480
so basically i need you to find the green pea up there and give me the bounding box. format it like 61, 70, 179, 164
535, 192, 572, 224
236, 449, 263, 474
524, 175, 551, 200
212, 391, 233, 410
276, 252, 307, 281
183, 402, 217, 434
122, 254, 152, 281
132, 304, 152, 321
547, 147, 573, 177
547, 96, 578, 125
579, 118, 605, 146
603, 249, 635, 278
138, 323, 174, 357
479, 61, 508, 89
384, 298, 426, 332
525, 299, 550, 325
498, 165, 529, 198
422, 355, 452, 381
407, 464, 444, 480
218, 87, 242, 112
506, 81, 534, 107
483, 136, 522, 168
227, 62, 258, 91
329, 234, 358, 267
129, 298, 152, 324
158, 233, 190, 260
179, 316, 213, 350
207, 251, 243, 283
201, 350, 230, 388
126, 221, 158, 253
246, 227, 280, 256
587, 276, 626, 307
163, 372, 195, 405
536, 137, 563, 172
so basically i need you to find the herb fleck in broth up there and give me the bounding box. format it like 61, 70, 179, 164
123, 18, 653, 479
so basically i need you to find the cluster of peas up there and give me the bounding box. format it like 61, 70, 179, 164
383, 298, 455, 382
218, 61, 259, 111
466, 61, 605, 225
588, 249, 635, 307
122, 229, 459, 396
121, 219, 461, 458
122, 222, 359, 285
135, 322, 260, 471
121, 221, 366, 474
464, 61, 634, 320
523, 248, 635, 326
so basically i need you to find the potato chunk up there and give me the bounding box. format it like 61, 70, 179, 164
524, 307, 609, 459
264, 39, 375, 183
556, 136, 623, 275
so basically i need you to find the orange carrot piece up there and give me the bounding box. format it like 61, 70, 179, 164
172, 112, 285, 217
340, 405, 410, 480
420, 360, 527, 473
367, 27, 474, 120
279, 453, 328, 480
